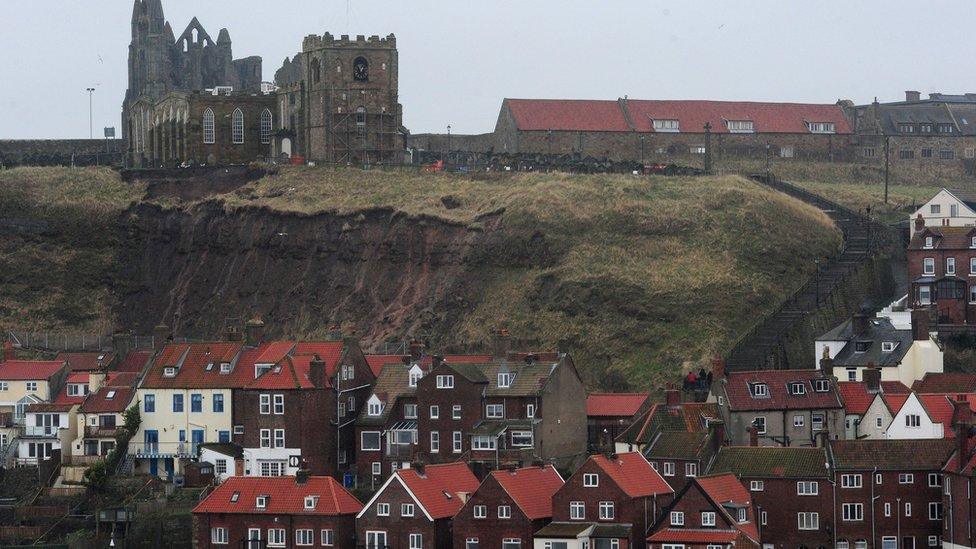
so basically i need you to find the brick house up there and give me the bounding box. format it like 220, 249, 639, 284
941, 395, 976, 549
452, 464, 564, 549
642, 424, 723, 493
829, 439, 954, 549
709, 446, 833, 548
614, 392, 720, 454
192, 473, 363, 549
538, 452, 673, 549
712, 369, 845, 447
356, 461, 479, 549
907, 217, 976, 327
586, 392, 650, 452
647, 473, 760, 549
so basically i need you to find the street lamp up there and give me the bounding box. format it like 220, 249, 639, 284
86, 87, 95, 139
640, 135, 646, 166
815, 258, 821, 305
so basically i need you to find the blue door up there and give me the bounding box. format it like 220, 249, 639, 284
149, 458, 158, 477
164, 458, 174, 481
191, 429, 204, 456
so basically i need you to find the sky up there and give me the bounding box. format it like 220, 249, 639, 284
2, 1, 976, 139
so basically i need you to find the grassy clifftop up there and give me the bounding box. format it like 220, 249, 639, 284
0, 166, 841, 386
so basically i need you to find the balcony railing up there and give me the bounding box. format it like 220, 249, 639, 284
130, 441, 193, 458
21, 425, 61, 438
384, 444, 416, 459
63, 454, 105, 467
85, 425, 118, 438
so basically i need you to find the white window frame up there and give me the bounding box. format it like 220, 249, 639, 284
273, 428, 285, 448
361, 431, 381, 451
474, 504, 487, 519
841, 474, 862, 488
232, 108, 245, 144
203, 108, 215, 144
750, 480, 764, 491
670, 511, 684, 526
685, 462, 698, 477
798, 512, 820, 530
409, 533, 422, 549
663, 461, 675, 476
376, 502, 390, 516
570, 501, 585, 520
923, 257, 935, 275
401, 503, 415, 517
259, 428, 271, 448
793, 415, 805, 428
899, 473, 915, 484
267, 528, 286, 548
702, 511, 716, 526
453, 431, 462, 453
797, 481, 819, 495
598, 501, 614, 520
260, 109, 273, 145
321, 529, 334, 546
498, 505, 512, 519
842, 503, 864, 521
429, 405, 439, 419
259, 394, 271, 415
486, 404, 504, 419
430, 431, 439, 453
752, 383, 769, 397
929, 473, 942, 487
211, 527, 228, 544
583, 473, 599, 487
273, 394, 284, 415
436, 375, 454, 388
295, 529, 314, 546
452, 404, 461, 419
948, 257, 957, 275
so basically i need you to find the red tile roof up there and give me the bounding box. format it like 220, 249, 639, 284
914, 373, 976, 394
255, 341, 295, 365
80, 385, 137, 413
365, 354, 404, 377
627, 99, 852, 134
55, 352, 116, 372
491, 465, 564, 520
590, 452, 673, 498
909, 226, 976, 252
648, 529, 741, 543
586, 393, 650, 417
246, 355, 330, 390
116, 350, 152, 372
292, 342, 345, 377
505, 99, 631, 132
696, 473, 759, 541
883, 393, 910, 415
193, 476, 363, 516
838, 381, 912, 416
396, 462, 479, 519
27, 402, 75, 413
142, 342, 247, 389
722, 370, 842, 411
0, 360, 65, 381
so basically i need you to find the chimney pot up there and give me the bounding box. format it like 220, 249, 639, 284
748, 425, 759, 447
710, 356, 726, 381
2, 341, 15, 362
244, 318, 265, 347
914, 214, 925, 232
852, 313, 870, 336
905, 90, 921, 102
665, 388, 681, 408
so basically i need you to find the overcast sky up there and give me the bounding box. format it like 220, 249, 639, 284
2, 1, 975, 139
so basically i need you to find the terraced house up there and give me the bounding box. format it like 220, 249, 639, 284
647, 473, 760, 549
614, 390, 720, 454
908, 216, 976, 327
641, 422, 723, 492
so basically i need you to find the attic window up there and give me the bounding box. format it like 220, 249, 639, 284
409, 370, 422, 387
256, 496, 268, 509
971, 236, 976, 249
652, 119, 680, 132
367, 398, 383, 417
924, 236, 934, 249
854, 341, 871, 353
813, 379, 830, 393
726, 120, 754, 133
255, 364, 272, 378
738, 508, 747, 523
882, 342, 897, 353
230, 491, 240, 503
205, 363, 214, 371
220, 363, 231, 374
105, 390, 116, 400
789, 382, 806, 395
163, 367, 176, 377
751, 383, 769, 398
304, 496, 318, 510
498, 372, 515, 388
807, 122, 836, 134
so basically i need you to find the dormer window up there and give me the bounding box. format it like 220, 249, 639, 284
367, 396, 383, 417
220, 363, 231, 374
924, 236, 934, 249
256, 496, 268, 509
726, 120, 754, 133
408, 366, 422, 388
789, 382, 806, 395
854, 341, 871, 353
163, 367, 176, 377
882, 341, 897, 353
813, 379, 830, 392
498, 372, 514, 388
751, 383, 769, 397
255, 364, 272, 378
738, 508, 747, 523
652, 119, 680, 132
807, 121, 836, 134
304, 496, 318, 510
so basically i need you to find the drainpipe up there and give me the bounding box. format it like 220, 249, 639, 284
897, 496, 902, 549
871, 467, 879, 549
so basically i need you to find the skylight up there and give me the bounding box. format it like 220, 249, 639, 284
105, 390, 116, 400
230, 491, 240, 503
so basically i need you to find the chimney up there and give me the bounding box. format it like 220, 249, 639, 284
915, 214, 925, 232
710, 356, 726, 381
152, 324, 171, 347
819, 346, 833, 372
457, 492, 471, 504
747, 425, 759, 447
492, 328, 512, 358
431, 355, 444, 369
711, 419, 726, 451
665, 387, 681, 409
224, 324, 242, 342
863, 366, 881, 394
295, 468, 311, 485
235, 458, 245, 476
411, 462, 425, 475
952, 395, 973, 470
852, 313, 870, 336
2, 341, 15, 362
89, 372, 107, 392
244, 318, 265, 347
309, 354, 325, 388
408, 340, 425, 361
905, 90, 921, 102
911, 308, 931, 341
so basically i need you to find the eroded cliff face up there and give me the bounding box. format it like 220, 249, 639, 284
115, 201, 542, 350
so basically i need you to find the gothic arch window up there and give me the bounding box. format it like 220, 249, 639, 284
203, 108, 215, 144
260, 109, 273, 144
232, 108, 244, 144
311, 58, 321, 84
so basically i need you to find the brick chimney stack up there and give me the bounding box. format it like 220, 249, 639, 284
905, 90, 921, 102
492, 328, 512, 359
309, 354, 325, 388
863, 366, 881, 394
852, 313, 870, 336
244, 318, 265, 347
952, 395, 973, 471
915, 214, 925, 232
747, 425, 759, 447
911, 308, 931, 341
408, 340, 425, 361
665, 386, 681, 409
710, 356, 726, 381
819, 346, 833, 372
2, 341, 14, 362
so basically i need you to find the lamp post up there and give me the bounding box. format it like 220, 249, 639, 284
640, 135, 646, 167
86, 87, 95, 139
446, 125, 452, 166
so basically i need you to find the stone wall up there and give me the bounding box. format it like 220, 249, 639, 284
0, 140, 124, 167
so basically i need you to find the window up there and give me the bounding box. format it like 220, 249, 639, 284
472, 435, 495, 450
584, 473, 599, 487
429, 405, 439, 419
842, 503, 864, 521
409, 534, 422, 549
511, 430, 533, 447
905, 502, 912, 516
260, 394, 271, 415
807, 121, 836, 134
923, 258, 935, 275
898, 123, 915, 133
213, 394, 224, 413
474, 504, 487, 518
812, 413, 825, 431
191, 393, 202, 413
361, 431, 380, 451
401, 503, 415, 517
273, 394, 284, 415
938, 123, 955, 133
466, 539, 480, 549
260, 109, 273, 144
876, 417, 883, 428
498, 505, 511, 518
267, 528, 286, 547
906, 414, 921, 427
919, 285, 932, 305
570, 501, 585, 520
368, 399, 383, 416
863, 147, 876, 157
502, 539, 521, 549
797, 481, 819, 495
929, 536, 940, 547
702, 511, 716, 526
404, 403, 418, 419
972, 257, 976, 275
173, 394, 184, 412
202, 108, 216, 144
371, 462, 381, 475
214, 458, 227, 475
486, 404, 504, 418
924, 236, 934, 248
0, 382, 6, 391
212, 527, 228, 544
899, 473, 915, 484
780, 146, 795, 158
690, 146, 706, 154
321, 529, 334, 546
855, 541, 868, 549
798, 512, 819, 530
793, 415, 805, 427
220, 362, 231, 374
885, 502, 891, 516
232, 108, 244, 144
163, 367, 176, 377
144, 394, 155, 413
813, 379, 830, 392
256, 495, 268, 508
948, 257, 956, 275
790, 382, 806, 395
929, 473, 942, 487
670, 511, 685, 526
260, 429, 271, 448
234, 425, 244, 435
453, 431, 462, 453
599, 501, 614, 520
841, 474, 862, 488
663, 462, 675, 476
527, 404, 535, 418
376, 503, 390, 516
685, 462, 698, 477
920, 123, 933, 133
881, 341, 896, 353
921, 148, 933, 158
436, 375, 454, 388
847, 368, 857, 381
295, 529, 314, 546
754, 416, 767, 434
882, 538, 897, 549
930, 502, 943, 520
751, 383, 769, 397
409, 369, 422, 387
348, 396, 356, 412
653, 119, 680, 132
430, 431, 439, 452
498, 372, 514, 388
899, 149, 915, 160
737, 508, 746, 522
726, 120, 755, 132
452, 405, 461, 419
941, 149, 956, 160
750, 480, 764, 491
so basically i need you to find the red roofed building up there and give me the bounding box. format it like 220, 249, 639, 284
453, 465, 564, 548
0, 357, 68, 424
492, 97, 855, 163
192, 473, 363, 549
356, 462, 479, 549
541, 452, 673, 549
54, 351, 117, 372
65, 373, 140, 469
586, 392, 651, 451
648, 473, 760, 549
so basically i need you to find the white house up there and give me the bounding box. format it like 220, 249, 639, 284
886, 392, 944, 439
18, 403, 78, 465
198, 442, 242, 482
859, 392, 908, 440
910, 188, 976, 236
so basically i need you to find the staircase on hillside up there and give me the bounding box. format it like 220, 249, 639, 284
723, 176, 895, 371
